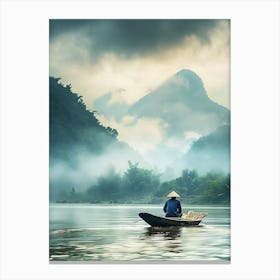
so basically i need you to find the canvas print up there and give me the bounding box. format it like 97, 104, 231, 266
49, 19, 230, 262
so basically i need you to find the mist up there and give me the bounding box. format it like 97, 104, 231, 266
49, 119, 230, 203
49, 139, 149, 201
49, 133, 230, 205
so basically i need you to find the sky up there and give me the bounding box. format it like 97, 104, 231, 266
49, 19, 230, 158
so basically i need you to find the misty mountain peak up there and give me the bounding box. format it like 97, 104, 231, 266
170, 69, 206, 96
175, 69, 200, 80
131, 69, 229, 137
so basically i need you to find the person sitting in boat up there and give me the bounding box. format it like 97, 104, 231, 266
163, 191, 182, 217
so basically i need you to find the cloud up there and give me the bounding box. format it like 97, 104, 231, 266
50, 19, 221, 59
94, 91, 130, 122
97, 114, 166, 155
184, 131, 201, 141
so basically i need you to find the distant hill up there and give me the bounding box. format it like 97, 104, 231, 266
130, 69, 229, 137
179, 125, 230, 174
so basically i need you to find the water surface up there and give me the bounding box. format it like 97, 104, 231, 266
49, 204, 230, 262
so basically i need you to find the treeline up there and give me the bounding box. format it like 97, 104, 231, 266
56, 161, 230, 205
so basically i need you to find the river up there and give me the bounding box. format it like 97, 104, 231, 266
49, 204, 230, 262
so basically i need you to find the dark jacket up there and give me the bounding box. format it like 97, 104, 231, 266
163, 198, 182, 217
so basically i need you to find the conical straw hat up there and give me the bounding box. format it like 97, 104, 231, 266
167, 191, 180, 198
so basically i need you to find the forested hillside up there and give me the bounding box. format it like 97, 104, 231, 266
49, 77, 118, 161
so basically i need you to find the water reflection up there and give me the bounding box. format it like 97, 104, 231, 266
145, 227, 182, 239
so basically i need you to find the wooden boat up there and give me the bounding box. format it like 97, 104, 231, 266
139, 211, 208, 227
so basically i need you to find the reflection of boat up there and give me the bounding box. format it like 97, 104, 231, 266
139, 212, 208, 227
145, 226, 182, 239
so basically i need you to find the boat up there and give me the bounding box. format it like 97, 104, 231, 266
138, 211, 208, 227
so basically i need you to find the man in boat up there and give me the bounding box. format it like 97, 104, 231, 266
163, 191, 182, 217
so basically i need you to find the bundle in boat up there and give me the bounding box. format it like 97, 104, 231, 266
182, 211, 208, 221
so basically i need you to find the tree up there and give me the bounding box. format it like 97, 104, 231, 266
199, 172, 230, 204
121, 161, 160, 199
181, 169, 199, 195
87, 166, 122, 202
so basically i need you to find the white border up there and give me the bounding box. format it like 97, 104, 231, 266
1, 0, 279, 279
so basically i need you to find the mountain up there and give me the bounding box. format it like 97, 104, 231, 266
179, 125, 230, 174
126, 69, 230, 169
130, 69, 229, 137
